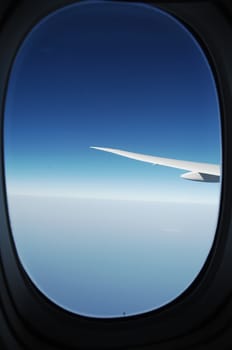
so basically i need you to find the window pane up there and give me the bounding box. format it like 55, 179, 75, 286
4, 1, 221, 318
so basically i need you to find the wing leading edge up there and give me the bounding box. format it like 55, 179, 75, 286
90, 146, 220, 183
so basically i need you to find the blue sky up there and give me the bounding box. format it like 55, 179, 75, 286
4, 0, 221, 203
4, 1, 222, 317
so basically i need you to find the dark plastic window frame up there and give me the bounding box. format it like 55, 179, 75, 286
0, 1, 232, 349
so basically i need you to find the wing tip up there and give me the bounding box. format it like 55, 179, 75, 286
90, 146, 111, 152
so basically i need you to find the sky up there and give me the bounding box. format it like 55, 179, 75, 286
4, 1, 221, 317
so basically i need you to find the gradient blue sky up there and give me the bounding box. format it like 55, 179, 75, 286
4, 0, 221, 203
4, 1, 222, 318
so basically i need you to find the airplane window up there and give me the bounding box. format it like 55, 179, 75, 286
4, 1, 221, 318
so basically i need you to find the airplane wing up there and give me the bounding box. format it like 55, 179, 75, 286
90, 146, 220, 183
